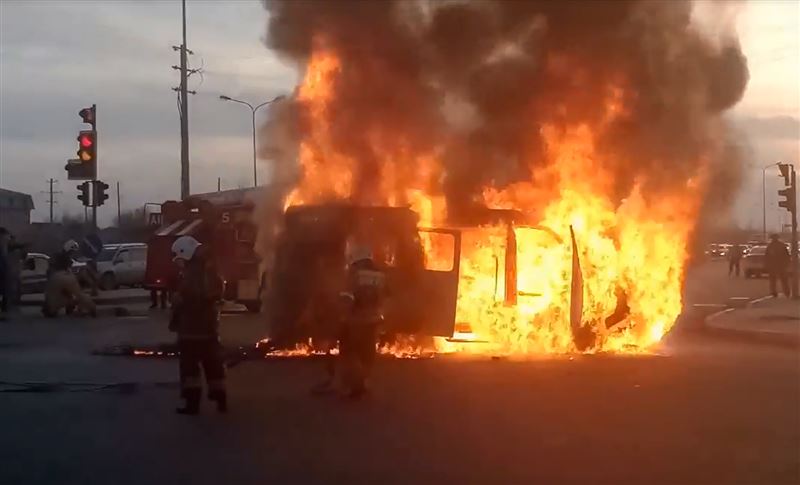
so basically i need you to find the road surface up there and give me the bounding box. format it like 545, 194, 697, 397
0, 261, 796, 485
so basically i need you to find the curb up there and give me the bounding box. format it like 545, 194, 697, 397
702, 302, 800, 349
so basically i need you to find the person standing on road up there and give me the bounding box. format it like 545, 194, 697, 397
42, 240, 96, 317
336, 245, 386, 399
765, 234, 791, 298
728, 243, 744, 277
4, 235, 27, 312
170, 235, 227, 415
0, 228, 9, 319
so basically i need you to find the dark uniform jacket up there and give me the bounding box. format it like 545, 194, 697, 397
171, 253, 223, 339
49, 250, 74, 273
765, 240, 790, 273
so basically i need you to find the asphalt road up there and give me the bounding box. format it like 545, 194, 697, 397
0, 261, 797, 485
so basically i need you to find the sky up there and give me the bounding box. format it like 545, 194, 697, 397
0, 0, 798, 229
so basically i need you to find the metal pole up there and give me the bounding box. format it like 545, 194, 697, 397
217, 177, 221, 192
179, 0, 190, 200
116, 181, 121, 224
251, 108, 258, 187
791, 166, 798, 299
92, 186, 97, 229
92, 103, 98, 231
49, 178, 55, 223
763, 167, 767, 241
218, 95, 284, 188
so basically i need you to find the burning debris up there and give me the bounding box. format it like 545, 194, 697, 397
258, 0, 749, 355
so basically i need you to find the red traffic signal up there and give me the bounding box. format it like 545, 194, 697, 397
79, 133, 94, 148
77, 130, 96, 162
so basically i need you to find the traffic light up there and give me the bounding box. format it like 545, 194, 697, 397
778, 186, 796, 212
77, 130, 96, 162
66, 104, 97, 180
77, 182, 92, 207
778, 163, 792, 187
79, 105, 96, 128
94, 181, 110, 206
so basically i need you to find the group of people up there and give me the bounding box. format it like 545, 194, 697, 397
0, 230, 98, 320
42, 240, 97, 317
727, 234, 794, 297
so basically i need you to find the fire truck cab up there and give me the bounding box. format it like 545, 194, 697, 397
266, 204, 462, 346
145, 188, 264, 312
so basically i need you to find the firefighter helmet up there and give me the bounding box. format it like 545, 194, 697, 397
63, 239, 80, 253
172, 235, 201, 262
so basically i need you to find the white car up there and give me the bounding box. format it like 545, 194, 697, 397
20, 252, 50, 294
95, 243, 148, 290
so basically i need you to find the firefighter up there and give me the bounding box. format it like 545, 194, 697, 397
42, 240, 96, 317
336, 245, 386, 398
170, 235, 227, 415
765, 234, 791, 297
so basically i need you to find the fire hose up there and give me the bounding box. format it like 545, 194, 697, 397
0, 380, 179, 394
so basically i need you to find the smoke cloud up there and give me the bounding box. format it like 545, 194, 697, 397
260, 0, 748, 223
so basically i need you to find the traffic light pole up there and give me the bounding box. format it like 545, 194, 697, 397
92, 104, 98, 230
790, 167, 798, 300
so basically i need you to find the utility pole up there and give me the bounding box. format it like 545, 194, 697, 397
217, 177, 221, 192
172, 0, 197, 200
43, 178, 61, 224
116, 181, 121, 224
180, 0, 189, 200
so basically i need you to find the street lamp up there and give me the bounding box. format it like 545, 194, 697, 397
763, 162, 780, 241
219, 94, 285, 187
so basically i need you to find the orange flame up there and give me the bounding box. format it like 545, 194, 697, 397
287, 47, 701, 355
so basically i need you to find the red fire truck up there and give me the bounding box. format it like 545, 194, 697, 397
145, 188, 270, 312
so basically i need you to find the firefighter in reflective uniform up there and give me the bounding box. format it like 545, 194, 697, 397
170, 236, 227, 415
337, 246, 386, 398
43, 240, 96, 317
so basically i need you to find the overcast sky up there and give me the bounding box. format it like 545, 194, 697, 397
0, 0, 798, 229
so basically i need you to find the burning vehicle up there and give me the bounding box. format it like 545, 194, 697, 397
254, 0, 749, 356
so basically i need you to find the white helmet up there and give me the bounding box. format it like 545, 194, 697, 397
63, 240, 79, 253
171, 235, 201, 262
347, 245, 373, 266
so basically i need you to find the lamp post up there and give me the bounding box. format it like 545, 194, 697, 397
219, 94, 285, 187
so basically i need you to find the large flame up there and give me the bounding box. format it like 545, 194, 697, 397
286, 46, 703, 355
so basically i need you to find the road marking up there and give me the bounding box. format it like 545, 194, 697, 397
748, 295, 773, 307
705, 308, 735, 322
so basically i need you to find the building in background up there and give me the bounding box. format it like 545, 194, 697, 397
0, 188, 34, 235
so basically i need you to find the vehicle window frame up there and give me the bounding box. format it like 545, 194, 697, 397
115, 250, 130, 263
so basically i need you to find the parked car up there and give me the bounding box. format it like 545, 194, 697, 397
743, 243, 797, 278
20, 252, 50, 294
743, 245, 767, 278
95, 243, 148, 290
